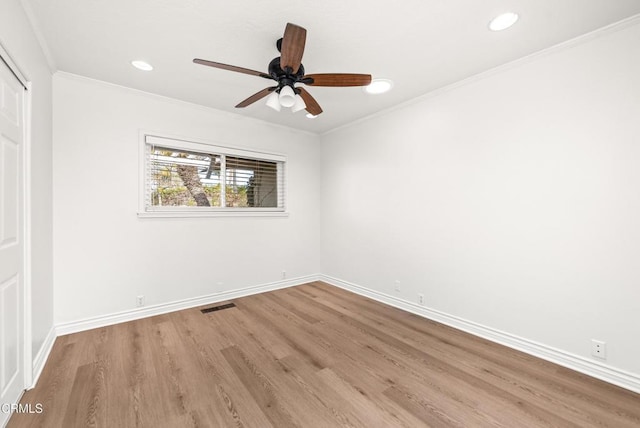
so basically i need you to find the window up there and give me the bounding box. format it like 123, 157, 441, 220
139, 134, 286, 217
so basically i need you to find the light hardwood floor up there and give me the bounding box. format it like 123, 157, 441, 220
9, 282, 640, 427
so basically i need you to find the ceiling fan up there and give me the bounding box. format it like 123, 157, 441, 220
193, 23, 372, 116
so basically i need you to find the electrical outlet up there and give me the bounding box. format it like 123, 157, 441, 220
394, 280, 400, 292
282, 270, 287, 279
136, 295, 145, 307
418, 294, 424, 305
591, 339, 606, 359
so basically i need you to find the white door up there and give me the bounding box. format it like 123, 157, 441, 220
0, 58, 25, 426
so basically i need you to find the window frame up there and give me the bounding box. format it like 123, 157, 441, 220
138, 132, 287, 218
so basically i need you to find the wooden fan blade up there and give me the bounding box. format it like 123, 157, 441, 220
297, 88, 323, 116
235, 87, 277, 108
280, 23, 307, 74
193, 59, 271, 79
303, 73, 372, 87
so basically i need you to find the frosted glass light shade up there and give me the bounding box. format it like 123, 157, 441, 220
291, 94, 307, 113
265, 91, 281, 111
279, 85, 296, 108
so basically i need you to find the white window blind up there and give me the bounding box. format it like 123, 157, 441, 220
140, 134, 286, 216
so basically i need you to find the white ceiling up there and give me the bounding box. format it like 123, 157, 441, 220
25, 0, 640, 134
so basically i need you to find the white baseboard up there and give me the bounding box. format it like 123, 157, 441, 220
30, 326, 56, 389
56, 274, 319, 336
319, 274, 640, 395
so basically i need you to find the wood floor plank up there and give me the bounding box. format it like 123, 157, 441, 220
221, 345, 299, 428
383, 384, 466, 428
61, 361, 107, 428
8, 282, 640, 427
315, 367, 428, 428
276, 355, 368, 428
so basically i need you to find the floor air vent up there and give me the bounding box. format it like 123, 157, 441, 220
201, 303, 236, 314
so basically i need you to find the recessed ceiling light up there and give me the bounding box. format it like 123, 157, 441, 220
306, 113, 317, 119
364, 79, 393, 95
131, 60, 153, 71
489, 12, 519, 31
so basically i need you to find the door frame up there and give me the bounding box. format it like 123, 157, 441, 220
0, 43, 33, 390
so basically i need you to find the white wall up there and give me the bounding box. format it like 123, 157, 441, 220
0, 0, 54, 364
321, 21, 640, 376
53, 73, 321, 324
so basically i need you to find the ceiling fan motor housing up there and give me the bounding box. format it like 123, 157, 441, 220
268, 57, 305, 91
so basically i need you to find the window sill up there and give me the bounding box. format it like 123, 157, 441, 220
138, 210, 289, 218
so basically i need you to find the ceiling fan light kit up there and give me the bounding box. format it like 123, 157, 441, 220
265, 86, 307, 113
194, 22, 373, 117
